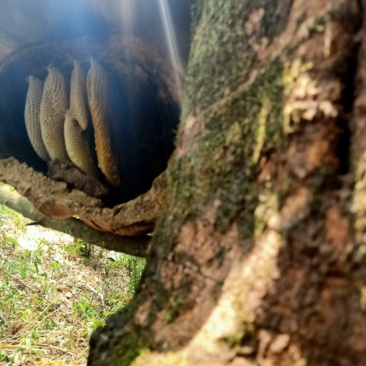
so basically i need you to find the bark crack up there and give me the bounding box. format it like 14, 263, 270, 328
336, 0, 363, 175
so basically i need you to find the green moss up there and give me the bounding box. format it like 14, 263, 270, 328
183, 0, 293, 118
151, 1, 287, 257
190, 0, 204, 37
106, 287, 190, 364
155, 61, 284, 264
166, 60, 285, 242
183, 0, 256, 116
165, 294, 184, 323
220, 323, 255, 349
109, 330, 150, 366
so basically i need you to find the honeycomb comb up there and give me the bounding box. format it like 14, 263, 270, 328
24, 76, 49, 161
69, 61, 89, 130
64, 110, 97, 177
87, 59, 120, 186
40, 66, 69, 161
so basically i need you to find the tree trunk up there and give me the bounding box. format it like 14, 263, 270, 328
88, 0, 366, 365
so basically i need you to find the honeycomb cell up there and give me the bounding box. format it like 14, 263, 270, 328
69, 60, 89, 130
40, 66, 69, 161
24, 76, 49, 161
87, 59, 120, 187
64, 110, 98, 177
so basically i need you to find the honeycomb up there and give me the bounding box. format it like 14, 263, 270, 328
40, 66, 69, 161
87, 59, 120, 187
24, 76, 49, 161
24, 60, 124, 190
64, 110, 97, 176
69, 61, 88, 130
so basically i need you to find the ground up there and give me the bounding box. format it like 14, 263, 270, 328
0, 201, 145, 366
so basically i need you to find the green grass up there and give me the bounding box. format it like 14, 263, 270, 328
0, 203, 146, 365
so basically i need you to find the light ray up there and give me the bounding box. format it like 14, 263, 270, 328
158, 0, 184, 102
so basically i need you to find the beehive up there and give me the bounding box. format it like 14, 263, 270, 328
87, 59, 120, 186
64, 110, 97, 176
69, 61, 89, 130
40, 66, 69, 161
24, 76, 50, 161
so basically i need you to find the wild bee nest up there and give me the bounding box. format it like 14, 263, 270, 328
0, 37, 180, 236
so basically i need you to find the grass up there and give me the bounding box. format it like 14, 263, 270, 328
0, 202, 146, 365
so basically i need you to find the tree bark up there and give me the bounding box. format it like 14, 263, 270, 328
0, 184, 149, 257
0, 157, 169, 236
87, 0, 366, 365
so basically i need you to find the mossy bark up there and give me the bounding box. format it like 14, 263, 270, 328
88, 0, 366, 365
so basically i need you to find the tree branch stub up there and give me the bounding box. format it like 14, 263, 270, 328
0, 183, 149, 258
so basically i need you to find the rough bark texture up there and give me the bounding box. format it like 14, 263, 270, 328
0, 158, 166, 236
86, 0, 366, 365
